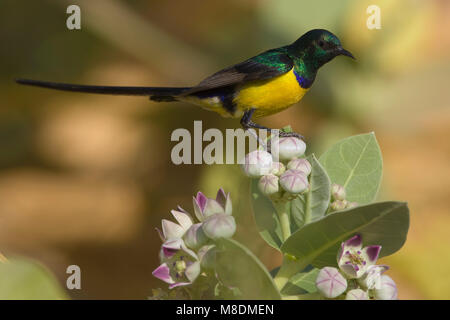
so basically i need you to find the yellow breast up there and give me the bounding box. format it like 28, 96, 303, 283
181, 95, 232, 117
234, 68, 309, 118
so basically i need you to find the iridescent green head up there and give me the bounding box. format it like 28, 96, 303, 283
288, 29, 355, 70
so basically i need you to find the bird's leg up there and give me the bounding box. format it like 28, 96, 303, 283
240, 108, 305, 148
240, 108, 271, 131
240, 109, 270, 150
278, 131, 305, 139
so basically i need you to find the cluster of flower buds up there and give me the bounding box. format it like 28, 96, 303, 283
241, 137, 311, 202
315, 234, 398, 300
152, 189, 236, 288
329, 183, 358, 211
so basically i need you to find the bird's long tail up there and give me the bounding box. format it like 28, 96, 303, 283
15, 79, 191, 102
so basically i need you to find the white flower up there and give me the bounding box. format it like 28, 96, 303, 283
277, 137, 306, 161
374, 275, 398, 300
258, 174, 279, 195
315, 267, 347, 298
279, 169, 309, 194
183, 223, 208, 250
337, 234, 382, 279
202, 213, 236, 240
287, 158, 311, 176
153, 239, 201, 289
358, 264, 389, 290
242, 150, 273, 178
345, 289, 369, 300
159, 208, 194, 241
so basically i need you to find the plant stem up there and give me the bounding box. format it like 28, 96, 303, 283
304, 189, 312, 224
273, 256, 307, 291
274, 202, 291, 241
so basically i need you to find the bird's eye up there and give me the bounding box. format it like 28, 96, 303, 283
318, 40, 326, 48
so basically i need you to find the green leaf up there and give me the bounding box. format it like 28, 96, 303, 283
281, 267, 319, 295
215, 238, 281, 300
250, 180, 284, 250
0, 257, 68, 300
214, 282, 242, 299
290, 154, 331, 228
319, 133, 382, 204
281, 201, 409, 268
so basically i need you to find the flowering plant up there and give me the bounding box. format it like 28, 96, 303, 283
151, 131, 409, 300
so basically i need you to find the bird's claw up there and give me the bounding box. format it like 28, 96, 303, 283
266, 131, 306, 154
279, 131, 305, 141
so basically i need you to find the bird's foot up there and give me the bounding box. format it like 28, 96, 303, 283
266, 128, 305, 154
240, 109, 306, 152
278, 131, 305, 141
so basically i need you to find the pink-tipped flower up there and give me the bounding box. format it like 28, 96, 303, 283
258, 174, 279, 195
153, 238, 200, 289
345, 289, 369, 300
241, 150, 273, 178
277, 137, 306, 161
279, 169, 309, 194
315, 267, 347, 298
358, 264, 389, 290
374, 275, 398, 300
159, 208, 194, 241
287, 158, 311, 176
331, 183, 346, 201
337, 234, 382, 279
193, 189, 232, 221
271, 162, 286, 176
202, 213, 236, 240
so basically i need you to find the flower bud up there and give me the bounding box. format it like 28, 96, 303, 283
287, 158, 311, 176
330, 200, 348, 211
279, 169, 309, 194
271, 162, 285, 176
346, 201, 358, 209
331, 183, 346, 201
277, 137, 306, 161
345, 289, 369, 300
202, 213, 236, 240
374, 275, 398, 300
258, 174, 279, 195
241, 150, 273, 178
183, 223, 208, 250
315, 267, 347, 298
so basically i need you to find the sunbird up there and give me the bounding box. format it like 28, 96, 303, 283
17, 29, 354, 138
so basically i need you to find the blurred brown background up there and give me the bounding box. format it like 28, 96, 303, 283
0, 0, 449, 299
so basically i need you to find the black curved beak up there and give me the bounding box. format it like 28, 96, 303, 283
338, 47, 356, 60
